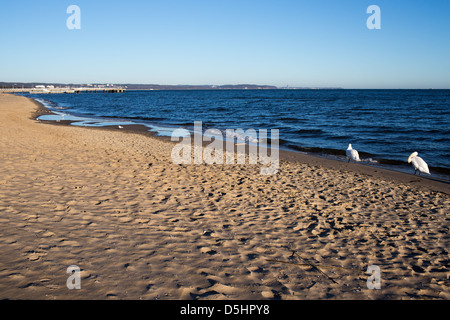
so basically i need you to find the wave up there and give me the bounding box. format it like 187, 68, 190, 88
285, 144, 345, 156
326, 135, 353, 141
293, 128, 325, 135
211, 107, 228, 112
278, 117, 306, 123
371, 127, 448, 136
118, 115, 167, 122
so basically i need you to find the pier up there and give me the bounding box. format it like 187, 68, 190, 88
0, 86, 126, 94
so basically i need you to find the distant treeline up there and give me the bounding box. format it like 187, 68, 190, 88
0, 82, 278, 90
122, 84, 279, 90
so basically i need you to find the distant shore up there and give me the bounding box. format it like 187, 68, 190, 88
0, 93, 448, 300
1, 81, 346, 91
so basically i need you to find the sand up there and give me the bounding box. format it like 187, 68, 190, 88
0, 93, 448, 300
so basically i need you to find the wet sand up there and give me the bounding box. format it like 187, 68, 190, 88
0, 93, 448, 300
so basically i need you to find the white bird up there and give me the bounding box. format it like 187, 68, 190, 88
346, 144, 360, 162
118, 125, 123, 129
408, 152, 430, 175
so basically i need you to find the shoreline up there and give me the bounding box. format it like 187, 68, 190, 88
1, 93, 449, 300
30, 95, 450, 195
27, 91, 450, 179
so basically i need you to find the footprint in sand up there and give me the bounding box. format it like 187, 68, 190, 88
41, 230, 55, 237
8, 273, 25, 281
199, 246, 217, 255
25, 251, 43, 261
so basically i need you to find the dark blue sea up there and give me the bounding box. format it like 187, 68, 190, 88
25, 89, 450, 179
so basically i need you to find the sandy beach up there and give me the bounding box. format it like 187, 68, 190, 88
0, 93, 448, 300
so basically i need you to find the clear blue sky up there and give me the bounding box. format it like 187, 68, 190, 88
1, 0, 449, 88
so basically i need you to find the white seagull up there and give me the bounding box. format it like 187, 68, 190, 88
407, 152, 430, 175
118, 125, 123, 129
346, 144, 360, 162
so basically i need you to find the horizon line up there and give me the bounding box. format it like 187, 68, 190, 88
0, 81, 448, 90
